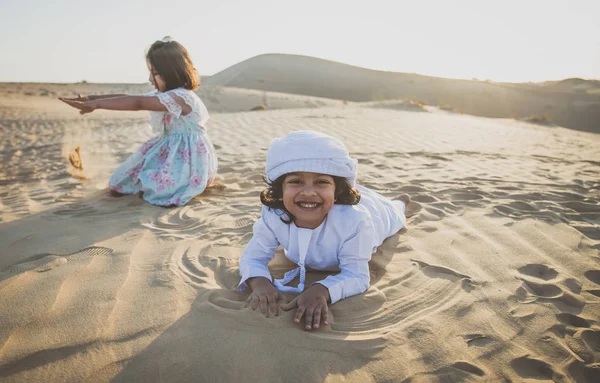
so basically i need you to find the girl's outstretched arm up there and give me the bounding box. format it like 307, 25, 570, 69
59, 95, 169, 115
86, 94, 128, 101
59, 94, 128, 102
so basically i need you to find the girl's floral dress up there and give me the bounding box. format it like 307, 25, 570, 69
109, 88, 218, 206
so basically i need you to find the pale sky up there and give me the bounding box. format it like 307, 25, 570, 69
1, 0, 599, 83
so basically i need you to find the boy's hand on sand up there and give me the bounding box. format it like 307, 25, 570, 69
245, 277, 286, 318
59, 98, 97, 114
281, 284, 330, 331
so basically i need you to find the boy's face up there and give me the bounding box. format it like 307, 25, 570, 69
147, 61, 166, 92
282, 172, 336, 229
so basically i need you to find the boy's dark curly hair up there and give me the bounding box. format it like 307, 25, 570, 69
260, 174, 361, 224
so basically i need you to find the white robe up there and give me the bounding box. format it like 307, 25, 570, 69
238, 185, 407, 304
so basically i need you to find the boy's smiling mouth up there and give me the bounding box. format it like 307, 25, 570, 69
295, 201, 322, 209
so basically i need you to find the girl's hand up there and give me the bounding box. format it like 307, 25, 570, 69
281, 284, 330, 330
59, 98, 97, 114
245, 277, 286, 318
59, 93, 89, 102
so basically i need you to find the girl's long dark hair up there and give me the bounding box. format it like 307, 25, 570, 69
146, 39, 200, 91
260, 174, 361, 224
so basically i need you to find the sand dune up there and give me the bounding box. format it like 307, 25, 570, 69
204, 53, 600, 133
0, 84, 600, 382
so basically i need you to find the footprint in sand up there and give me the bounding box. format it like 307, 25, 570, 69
518, 264, 558, 281
463, 333, 494, 347
584, 270, 600, 285
510, 355, 564, 381
3, 246, 114, 274
450, 192, 485, 202
414, 360, 487, 382
420, 360, 487, 381
584, 270, 600, 297
547, 315, 600, 371
512, 264, 586, 311
451, 361, 486, 377
567, 356, 600, 382
513, 265, 600, 377
556, 313, 591, 328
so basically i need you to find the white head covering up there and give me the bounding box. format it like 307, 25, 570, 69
265, 130, 358, 186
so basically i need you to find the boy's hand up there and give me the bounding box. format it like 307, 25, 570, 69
281, 284, 330, 330
59, 98, 97, 114
245, 277, 286, 318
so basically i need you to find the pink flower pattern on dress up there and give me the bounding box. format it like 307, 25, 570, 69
177, 143, 191, 164
195, 140, 207, 156
139, 137, 160, 155
157, 144, 171, 164
126, 163, 142, 177
164, 114, 173, 127
190, 175, 203, 188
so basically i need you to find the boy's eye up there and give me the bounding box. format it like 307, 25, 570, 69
287, 179, 301, 184
316, 179, 331, 184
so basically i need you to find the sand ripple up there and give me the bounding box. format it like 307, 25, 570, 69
1, 98, 599, 382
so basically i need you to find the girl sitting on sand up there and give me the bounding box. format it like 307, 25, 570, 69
60, 37, 217, 207
239, 130, 410, 330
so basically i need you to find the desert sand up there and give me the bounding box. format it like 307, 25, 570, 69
1, 80, 599, 382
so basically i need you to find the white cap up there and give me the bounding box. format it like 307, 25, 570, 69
265, 131, 357, 186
